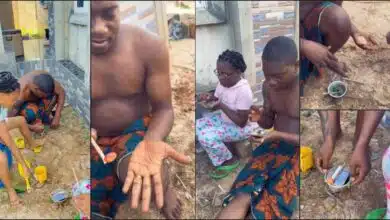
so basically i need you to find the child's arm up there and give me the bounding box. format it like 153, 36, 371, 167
257, 83, 275, 129
218, 86, 252, 128
0, 122, 27, 167
218, 103, 249, 128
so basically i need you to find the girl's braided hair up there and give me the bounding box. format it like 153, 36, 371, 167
0, 71, 19, 93
217, 50, 247, 73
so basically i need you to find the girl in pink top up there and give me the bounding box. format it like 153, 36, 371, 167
196, 50, 256, 178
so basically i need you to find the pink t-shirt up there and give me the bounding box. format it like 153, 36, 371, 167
214, 78, 253, 125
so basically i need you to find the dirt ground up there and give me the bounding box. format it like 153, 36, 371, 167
301, 1, 390, 109
115, 39, 196, 219
0, 106, 90, 219
300, 110, 390, 218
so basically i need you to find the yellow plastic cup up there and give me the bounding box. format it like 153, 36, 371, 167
14, 137, 25, 149
34, 166, 47, 184
300, 146, 314, 173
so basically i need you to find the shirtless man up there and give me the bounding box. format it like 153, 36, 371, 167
217, 36, 299, 219
300, 1, 377, 84
0, 71, 65, 133
91, 1, 191, 219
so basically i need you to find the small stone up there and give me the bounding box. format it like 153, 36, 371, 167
302, 111, 312, 117
300, 205, 304, 209
213, 194, 224, 207
323, 197, 336, 211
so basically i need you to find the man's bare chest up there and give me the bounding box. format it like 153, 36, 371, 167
270, 91, 299, 118
91, 56, 146, 99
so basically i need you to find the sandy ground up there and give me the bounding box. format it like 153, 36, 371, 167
300, 110, 390, 218
301, 1, 390, 109
115, 39, 196, 219
0, 107, 90, 219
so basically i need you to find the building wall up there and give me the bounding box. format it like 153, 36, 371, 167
0, 1, 14, 30
250, 1, 297, 105
119, 1, 158, 35
12, 1, 48, 37
0, 24, 4, 53
195, 1, 236, 93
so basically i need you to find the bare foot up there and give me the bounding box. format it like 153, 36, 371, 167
161, 186, 182, 219
8, 189, 23, 207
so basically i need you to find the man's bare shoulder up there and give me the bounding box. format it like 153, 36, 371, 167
120, 24, 167, 60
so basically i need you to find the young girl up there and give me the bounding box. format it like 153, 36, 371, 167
196, 50, 256, 179
0, 116, 39, 206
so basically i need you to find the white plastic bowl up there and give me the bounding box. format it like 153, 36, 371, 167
324, 166, 352, 193
328, 81, 347, 98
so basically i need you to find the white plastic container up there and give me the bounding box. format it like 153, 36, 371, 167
324, 166, 352, 193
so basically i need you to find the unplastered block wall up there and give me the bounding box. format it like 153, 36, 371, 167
0, 52, 17, 75
14, 59, 90, 125
250, 1, 297, 104
119, 1, 158, 35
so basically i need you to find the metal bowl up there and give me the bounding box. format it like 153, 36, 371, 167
51, 189, 70, 203
328, 81, 347, 98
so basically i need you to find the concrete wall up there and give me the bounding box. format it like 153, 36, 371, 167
0, 1, 14, 30
196, 1, 236, 93
119, 1, 158, 35
12, 1, 48, 37
196, 1, 298, 105
0, 24, 4, 53
250, 1, 298, 105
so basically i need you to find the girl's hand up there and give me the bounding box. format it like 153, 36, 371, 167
249, 106, 263, 122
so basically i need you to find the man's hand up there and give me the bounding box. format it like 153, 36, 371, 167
349, 147, 371, 185
250, 130, 281, 145
90, 128, 117, 164
315, 144, 334, 174
50, 117, 60, 129
351, 31, 378, 50
302, 39, 348, 77
122, 140, 192, 212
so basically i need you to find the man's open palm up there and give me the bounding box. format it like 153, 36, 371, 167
122, 140, 192, 212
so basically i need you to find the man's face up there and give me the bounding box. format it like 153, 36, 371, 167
263, 60, 298, 90
91, 1, 120, 55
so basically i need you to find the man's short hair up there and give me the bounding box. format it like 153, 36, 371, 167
0, 71, 20, 93
262, 36, 297, 64
33, 73, 55, 94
